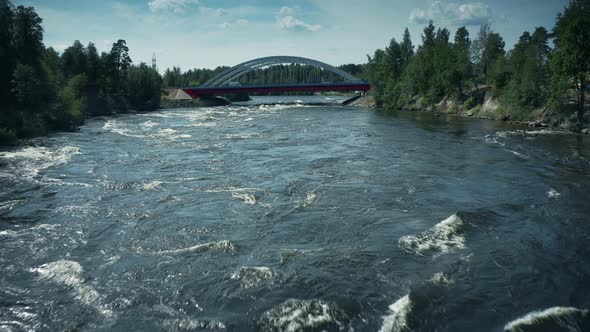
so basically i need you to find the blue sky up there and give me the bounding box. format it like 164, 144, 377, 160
15, 0, 569, 72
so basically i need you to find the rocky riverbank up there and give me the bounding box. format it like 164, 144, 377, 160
351, 95, 590, 134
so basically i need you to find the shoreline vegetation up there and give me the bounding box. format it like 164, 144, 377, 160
0, 1, 161, 145
2, 1, 589, 145
361, 0, 589, 133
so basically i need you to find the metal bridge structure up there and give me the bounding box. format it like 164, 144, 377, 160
181, 56, 370, 99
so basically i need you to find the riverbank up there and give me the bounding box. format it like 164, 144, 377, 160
351, 95, 590, 134
0, 92, 161, 146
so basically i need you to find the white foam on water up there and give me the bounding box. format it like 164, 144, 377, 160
189, 122, 217, 127
31, 260, 113, 317
484, 134, 506, 147
380, 294, 412, 332
205, 187, 261, 193
428, 272, 454, 286
224, 133, 258, 140
231, 266, 276, 289
399, 214, 465, 256
498, 129, 571, 137
163, 319, 226, 331
255, 104, 309, 113
547, 188, 561, 199
103, 120, 145, 138
1, 306, 44, 331
297, 191, 317, 208
143, 181, 164, 191
205, 187, 263, 203
141, 120, 159, 128
155, 240, 236, 255
231, 192, 257, 205
0, 199, 22, 211
504, 307, 589, 332
0, 146, 81, 181
138, 112, 173, 118
0, 229, 18, 237
159, 128, 177, 134
258, 299, 347, 332
506, 150, 530, 159
155, 128, 192, 140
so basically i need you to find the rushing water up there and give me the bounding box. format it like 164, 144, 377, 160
1, 96, 590, 332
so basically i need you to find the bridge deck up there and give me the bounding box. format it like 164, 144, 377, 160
182, 82, 370, 99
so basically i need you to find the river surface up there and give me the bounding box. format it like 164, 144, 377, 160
1, 96, 590, 332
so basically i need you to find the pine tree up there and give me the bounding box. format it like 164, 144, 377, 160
551, 0, 590, 122
400, 28, 414, 67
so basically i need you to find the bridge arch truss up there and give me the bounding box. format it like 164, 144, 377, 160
202, 55, 363, 87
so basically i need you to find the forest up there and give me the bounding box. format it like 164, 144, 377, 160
364, 0, 589, 128
0, 0, 162, 144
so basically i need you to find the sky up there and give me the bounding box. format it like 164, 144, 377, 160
15, 0, 570, 72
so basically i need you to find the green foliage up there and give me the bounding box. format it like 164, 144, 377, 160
0, 0, 16, 106
0, 0, 164, 143
61, 40, 87, 79
482, 32, 505, 82
85, 42, 99, 83
108, 39, 132, 93
51, 73, 87, 130
550, 0, 590, 122
11, 63, 42, 108
163, 66, 183, 87
12, 5, 43, 66
463, 96, 477, 109
366, 15, 572, 119
400, 28, 414, 65
127, 63, 162, 111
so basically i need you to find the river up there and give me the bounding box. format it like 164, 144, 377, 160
1, 96, 589, 331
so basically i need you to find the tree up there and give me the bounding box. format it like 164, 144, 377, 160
85, 42, 99, 83
400, 27, 414, 67
551, 0, 590, 123
109, 39, 131, 93
127, 62, 162, 111
421, 21, 436, 49
385, 38, 402, 81
163, 66, 183, 87
53, 73, 87, 129
0, 0, 15, 107
472, 24, 491, 67
61, 40, 86, 79
366, 49, 387, 106
453, 27, 471, 96
12, 5, 43, 66
482, 32, 505, 82
41, 47, 62, 101
11, 63, 42, 108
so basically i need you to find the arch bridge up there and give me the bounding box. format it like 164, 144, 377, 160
182, 56, 370, 99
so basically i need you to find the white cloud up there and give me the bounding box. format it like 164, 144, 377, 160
277, 15, 321, 32
275, 6, 321, 33
148, 0, 200, 13
278, 6, 296, 16
410, 1, 492, 26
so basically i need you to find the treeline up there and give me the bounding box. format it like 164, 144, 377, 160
0, 0, 162, 144
366, 0, 590, 125
162, 63, 366, 88
163, 66, 228, 88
